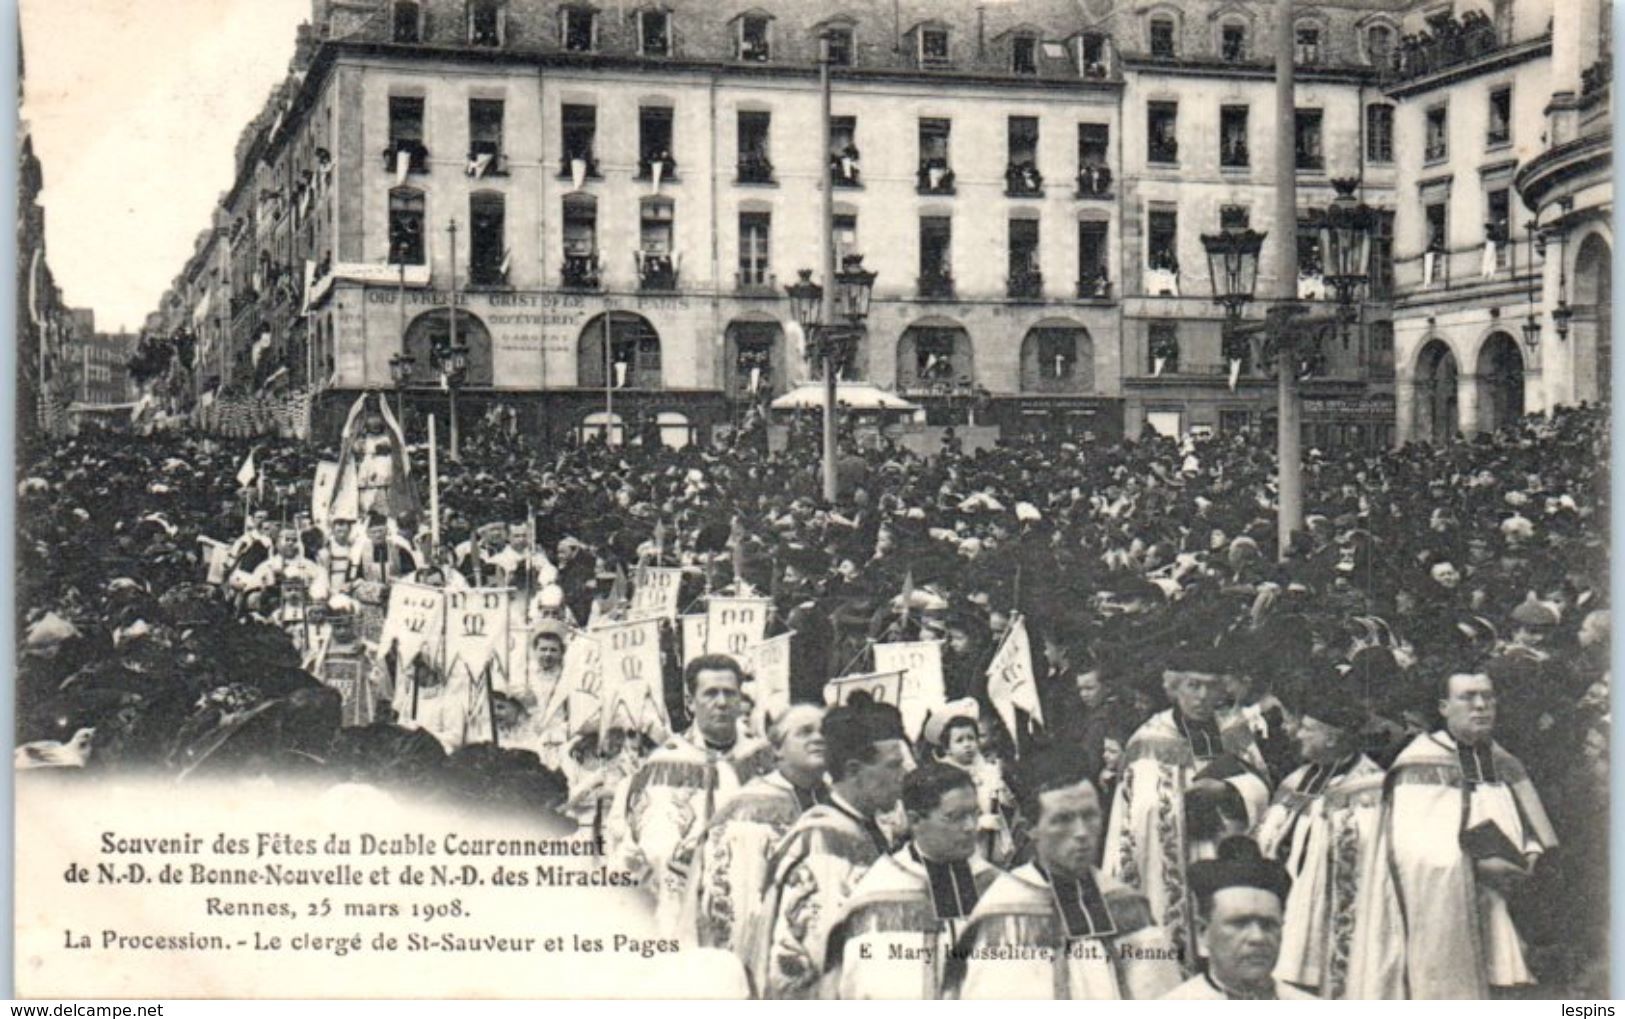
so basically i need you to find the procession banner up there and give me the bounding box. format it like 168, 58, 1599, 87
198, 536, 231, 586
378, 580, 446, 668
824, 670, 906, 709
592, 617, 668, 740
706, 595, 772, 656
310, 460, 339, 529
627, 566, 684, 621
537, 630, 604, 736
872, 640, 947, 740
679, 613, 709, 667
443, 587, 513, 683
985, 615, 1043, 744
741, 631, 794, 724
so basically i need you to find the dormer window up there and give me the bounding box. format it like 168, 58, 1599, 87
1295, 25, 1321, 65
825, 26, 854, 66
468, 0, 505, 47
919, 26, 950, 68
1078, 32, 1108, 76
1012, 34, 1039, 74
1366, 24, 1395, 69
1149, 16, 1176, 57
1221, 22, 1247, 61
738, 14, 771, 61
639, 9, 672, 56
561, 6, 597, 52
393, 1, 422, 43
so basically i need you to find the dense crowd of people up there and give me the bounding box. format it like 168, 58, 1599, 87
13, 398, 1610, 998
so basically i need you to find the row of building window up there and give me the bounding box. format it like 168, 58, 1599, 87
389, 1, 1104, 76
388, 98, 1117, 196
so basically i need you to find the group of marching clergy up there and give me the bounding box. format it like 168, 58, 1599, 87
599, 646, 1555, 1000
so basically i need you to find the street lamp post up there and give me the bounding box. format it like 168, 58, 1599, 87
786, 258, 876, 503
389, 352, 415, 428
1202, 5, 1373, 560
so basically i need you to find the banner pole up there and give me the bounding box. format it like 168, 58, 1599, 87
428, 414, 441, 557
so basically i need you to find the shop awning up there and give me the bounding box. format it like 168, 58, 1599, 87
771, 382, 921, 413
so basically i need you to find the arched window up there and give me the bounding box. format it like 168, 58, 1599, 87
657, 412, 692, 449
579, 312, 662, 389
389, 187, 426, 264
579, 411, 625, 446
402, 309, 494, 387
1021, 323, 1094, 393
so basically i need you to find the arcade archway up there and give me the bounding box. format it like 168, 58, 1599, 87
1414, 339, 1458, 443
578, 312, 662, 389
1475, 332, 1524, 433
1573, 233, 1612, 403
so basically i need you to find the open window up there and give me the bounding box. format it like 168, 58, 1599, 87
468, 0, 505, 47
737, 13, 771, 61
393, 1, 423, 43
1078, 32, 1109, 76
1425, 104, 1448, 161
919, 216, 953, 297
1006, 116, 1041, 196
1148, 209, 1179, 274
468, 99, 505, 176
1148, 101, 1178, 164
388, 188, 426, 265
561, 103, 599, 179
1366, 24, 1395, 69
1220, 105, 1249, 168
638, 106, 676, 179
386, 96, 428, 174
834, 210, 859, 263
918, 118, 954, 193
639, 8, 672, 56
831, 116, 860, 187
1221, 21, 1247, 61
1077, 123, 1110, 196
1487, 86, 1512, 145
561, 194, 600, 288
1012, 33, 1039, 74
638, 197, 678, 290
468, 191, 506, 286
824, 25, 855, 66
1294, 108, 1323, 171
737, 111, 773, 184
1078, 219, 1110, 298
1008, 217, 1041, 298
561, 5, 597, 52
1294, 23, 1321, 65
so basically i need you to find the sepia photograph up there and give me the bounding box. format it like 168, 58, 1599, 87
12, 0, 1615, 1000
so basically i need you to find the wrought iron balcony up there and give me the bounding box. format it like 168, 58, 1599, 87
1005, 163, 1044, 197
917, 271, 955, 299
558, 153, 601, 181
1076, 165, 1112, 197
917, 161, 956, 195
1076, 274, 1114, 301
637, 253, 679, 291
1007, 269, 1044, 300
561, 252, 601, 290
736, 153, 775, 184
381, 140, 429, 174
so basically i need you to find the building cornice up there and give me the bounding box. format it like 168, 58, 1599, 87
1120, 54, 1377, 85
1513, 130, 1614, 213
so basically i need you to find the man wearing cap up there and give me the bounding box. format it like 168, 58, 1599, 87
606, 654, 774, 939
1162, 839, 1316, 999
752, 701, 909, 998
947, 752, 1182, 999
1251, 682, 1384, 997
687, 704, 829, 955
1347, 671, 1558, 998
1102, 660, 1271, 973
826, 763, 1001, 998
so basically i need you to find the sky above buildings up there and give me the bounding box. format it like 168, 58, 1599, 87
21, 0, 309, 332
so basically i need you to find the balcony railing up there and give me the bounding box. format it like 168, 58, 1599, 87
735, 269, 777, 293
1144, 260, 1180, 296
1005, 163, 1043, 197
917, 271, 955, 299
1076, 165, 1112, 196
1390, 12, 1502, 83
466, 147, 509, 177
1296, 147, 1325, 172
736, 153, 775, 184
559, 154, 601, 182
561, 252, 601, 290
1148, 139, 1178, 165
382, 140, 429, 174
637, 253, 680, 291
1076, 274, 1114, 300
637, 154, 679, 182
1007, 269, 1044, 300
831, 149, 862, 187
917, 162, 956, 195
